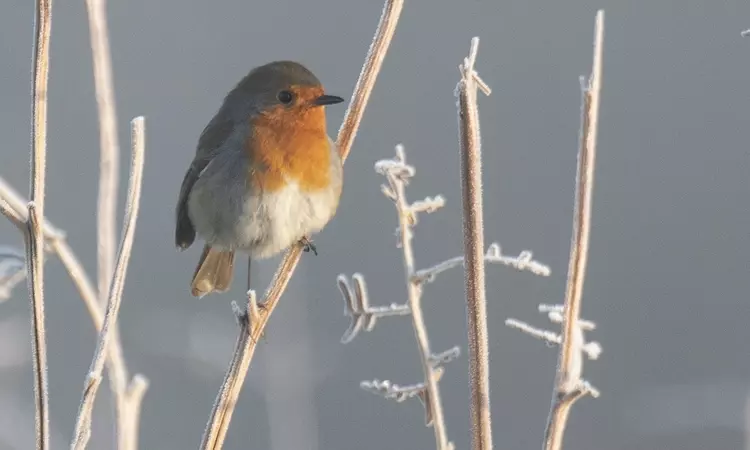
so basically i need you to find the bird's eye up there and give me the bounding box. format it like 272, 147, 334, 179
277, 90, 294, 104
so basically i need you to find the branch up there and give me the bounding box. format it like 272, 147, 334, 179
0, 177, 150, 447
413, 242, 550, 284
27, 0, 52, 447
362, 144, 454, 450
543, 11, 604, 450
338, 273, 410, 344
456, 37, 492, 450
360, 367, 448, 427
84, 0, 120, 309
82, 0, 144, 445
71, 117, 146, 450
199, 1, 403, 448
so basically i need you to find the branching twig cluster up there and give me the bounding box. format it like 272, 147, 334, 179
338, 140, 549, 449
334, 33, 550, 450
506, 10, 605, 450
0, 0, 150, 448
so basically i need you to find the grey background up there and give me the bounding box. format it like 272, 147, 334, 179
1, 0, 749, 449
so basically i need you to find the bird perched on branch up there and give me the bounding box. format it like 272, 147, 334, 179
175, 61, 345, 297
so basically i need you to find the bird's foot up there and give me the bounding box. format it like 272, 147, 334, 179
299, 236, 318, 255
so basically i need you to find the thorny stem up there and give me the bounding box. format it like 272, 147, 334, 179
457, 37, 492, 450
27, 0, 52, 447
199, 1, 403, 448
544, 11, 604, 450
389, 157, 450, 450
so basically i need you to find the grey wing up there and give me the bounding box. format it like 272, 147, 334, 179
175, 108, 235, 249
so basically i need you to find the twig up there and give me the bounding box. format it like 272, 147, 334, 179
71, 117, 146, 450
199, 1, 403, 448
413, 242, 550, 284
385, 145, 451, 450
0, 176, 150, 449
82, 0, 140, 445
1, 178, 101, 324
27, 0, 52, 447
338, 273, 411, 344
543, 11, 604, 450
84, 0, 120, 308
456, 37, 492, 450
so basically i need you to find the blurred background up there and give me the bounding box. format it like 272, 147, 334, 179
1, 0, 750, 449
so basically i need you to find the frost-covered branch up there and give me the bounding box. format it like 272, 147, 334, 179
360, 366, 447, 426
26, 0, 52, 446
338, 273, 410, 344
413, 242, 550, 285
340, 144, 455, 450
456, 37, 493, 450
71, 117, 146, 450
507, 11, 605, 450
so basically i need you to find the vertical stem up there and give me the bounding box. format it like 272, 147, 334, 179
85, 0, 120, 309
543, 11, 604, 450
28, 0, 52, 448
391, 165, 449, 450
457, 38, 492, 450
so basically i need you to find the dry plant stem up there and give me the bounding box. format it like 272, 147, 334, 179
391, 162, 449, 450
71, 117, 146, 450
457, 37, 492, 450
199, 1, 403, 448
0, 177, 150, 426
27, 0, 52, 447
0, 178, 101, 325
1, 176, 150, 446
84, 0, 120, 304
83, 0, 138, 444
544, 11, 604, 450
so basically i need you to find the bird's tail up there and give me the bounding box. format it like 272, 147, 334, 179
191, 245, 235, 297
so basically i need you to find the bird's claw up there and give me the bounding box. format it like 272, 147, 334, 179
299, 237, 318, 255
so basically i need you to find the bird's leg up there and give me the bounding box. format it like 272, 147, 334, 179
299, 236, 318, 255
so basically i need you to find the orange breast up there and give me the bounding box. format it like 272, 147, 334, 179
248, 106, 331, 192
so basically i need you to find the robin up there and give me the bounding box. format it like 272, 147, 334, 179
175, 61, 345, 297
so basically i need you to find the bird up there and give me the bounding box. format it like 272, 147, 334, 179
175, 60, 345, 297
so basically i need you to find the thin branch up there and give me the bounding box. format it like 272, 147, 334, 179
0, 178, 101, 324
71, 117, 146, 450
544, 11, 604, 450
385, 145, 451, 450
25, 204, 49, 450
27, 0, 52, 447
84, 0, 120, 308
338, 273, 411, 344
0, 176, 149, 447
82, 0, 140, 445
0, 198, 25, 229
335, 0, 402, 160
456, 37, 492, 450
413, 242, 551, 284
199, 1, 403, 448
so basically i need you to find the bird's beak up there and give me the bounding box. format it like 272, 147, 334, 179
312, 94, 345, 106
